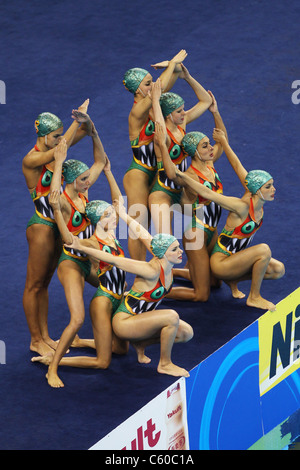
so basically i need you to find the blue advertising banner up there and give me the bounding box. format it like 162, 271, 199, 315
186, 323, 262, 450
91, 289, 300, 450
186, 288, 300, 450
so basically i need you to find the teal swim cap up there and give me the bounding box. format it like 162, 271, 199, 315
245, 170, 273, 194
123, 68, 149, 94
159, 92, 185, 117
62, 159, 89, 184
151, 233, 177, 259
85, 200, 111, 225
35, 112, 63, 137
181, 131, 207, 157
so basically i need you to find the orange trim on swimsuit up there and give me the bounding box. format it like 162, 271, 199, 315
190, 165, 223, 204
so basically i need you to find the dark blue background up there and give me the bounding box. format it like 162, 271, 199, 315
0, 0, 299, 449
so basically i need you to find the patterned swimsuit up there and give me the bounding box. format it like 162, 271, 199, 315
93, 236, 126, 312
59, 191, 94, 278
113, 264, 173, 317
212, 197, 263, 256
27, 145, 63, 233
186, 165, 223, 246
126, 116, 157, 182
151, 126, 188, 205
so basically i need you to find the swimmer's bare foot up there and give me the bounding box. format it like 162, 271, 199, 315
227, 281, 246, 299
246, 294, 276, 311
132, 343, 151, 364
46, 371, 64, 388
43, 337, 59, 351
30, 340, 55, 357
71, 334, 95, 349
31, 353, 53, 365
157, 361, 190, 378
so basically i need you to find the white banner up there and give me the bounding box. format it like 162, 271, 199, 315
90, 378, 189, 450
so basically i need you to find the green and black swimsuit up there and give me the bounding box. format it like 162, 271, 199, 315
212, 197, 263, 257
185, 165, 223, 246
92, 236, 126, 312
151, 126, 187, 205
113, 264, 173, 317
126, 116, 156, 183
59, 191, 94, 278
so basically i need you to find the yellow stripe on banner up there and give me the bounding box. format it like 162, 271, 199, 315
258, 287, 300, 396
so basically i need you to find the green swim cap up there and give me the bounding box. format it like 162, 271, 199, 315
245, 170, 273, 194
159, 92, 185, 117
181, 131, 207, 157
62, 159, 89, 184
85, 200, 111, 225
123, 68, 149, 94
35, 112, 63, 137
151, 233, 177, 259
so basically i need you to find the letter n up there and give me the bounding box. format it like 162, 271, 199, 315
269, 313, 292, 379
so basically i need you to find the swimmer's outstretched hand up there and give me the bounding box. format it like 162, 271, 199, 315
77, 99, 90, 114
151, 61, 182, 73
71, 109, 90, 123
208, 90, 218, 113
170, 49, 188, 65
72, 100, 94, 136
178, 63, 190, 80
212, 128, 226, 144
151, 60, 169, 70
151, 50, 187, 71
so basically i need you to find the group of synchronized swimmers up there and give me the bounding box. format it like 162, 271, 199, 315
22, 50, 285, 388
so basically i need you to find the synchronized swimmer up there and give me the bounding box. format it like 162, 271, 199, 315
23, 51, 285, 388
